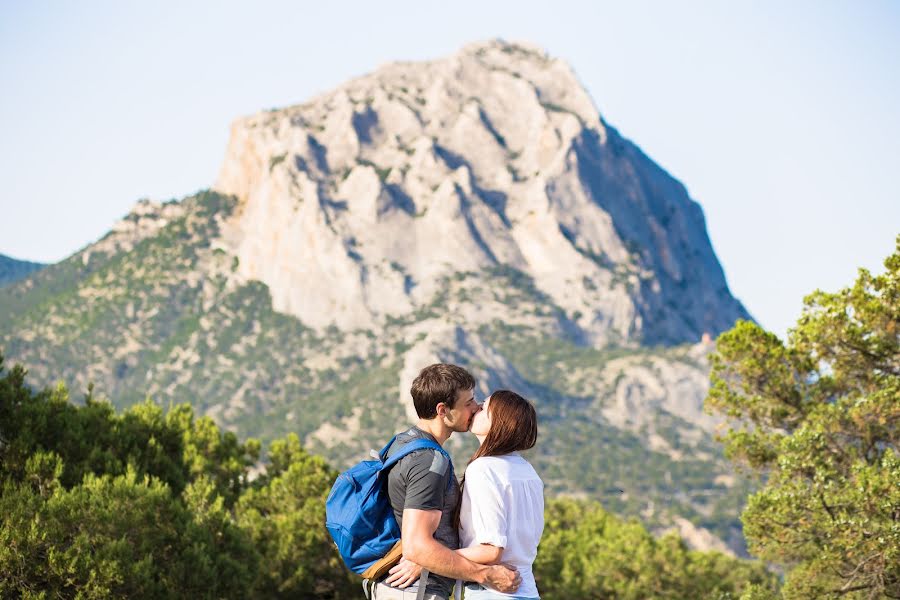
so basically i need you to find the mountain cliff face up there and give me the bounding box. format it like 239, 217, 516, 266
215, 39, 748, 345
0, 40, 752, 554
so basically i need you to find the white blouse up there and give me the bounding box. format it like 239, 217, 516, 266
458, 453, 544, 598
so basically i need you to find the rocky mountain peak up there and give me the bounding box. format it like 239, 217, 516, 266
213, 39, 748, 345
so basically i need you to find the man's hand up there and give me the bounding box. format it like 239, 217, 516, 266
484, 563, 520, 593
385, 557, 422, 589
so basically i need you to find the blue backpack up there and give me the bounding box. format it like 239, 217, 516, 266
325, 434, 453, 575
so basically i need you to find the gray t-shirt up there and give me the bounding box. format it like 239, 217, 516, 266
384, 427, 459, 598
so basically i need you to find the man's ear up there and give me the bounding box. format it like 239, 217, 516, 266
435, 402, 448, 418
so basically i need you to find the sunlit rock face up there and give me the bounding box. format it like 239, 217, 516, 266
214, 39, 748, 345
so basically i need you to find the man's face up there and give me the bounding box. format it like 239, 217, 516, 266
443, 387, 480, 433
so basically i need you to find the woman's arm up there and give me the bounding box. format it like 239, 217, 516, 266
457, 462, 509, 566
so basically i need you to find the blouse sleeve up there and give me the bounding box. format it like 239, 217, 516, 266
463, 463, 508, 549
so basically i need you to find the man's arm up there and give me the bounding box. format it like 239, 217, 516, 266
402, 508, 520, 593
456, 543, 503, 565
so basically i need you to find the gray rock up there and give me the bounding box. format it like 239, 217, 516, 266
213, 39, 749, 345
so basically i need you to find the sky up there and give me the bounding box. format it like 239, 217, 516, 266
1, 0, 898, 339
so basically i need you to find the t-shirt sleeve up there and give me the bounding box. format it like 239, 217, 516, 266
463, 464, 508, 548
399, 449, 452, 512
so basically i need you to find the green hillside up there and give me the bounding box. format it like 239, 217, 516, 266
0, 356, 778, 599
0, 189, 751, 552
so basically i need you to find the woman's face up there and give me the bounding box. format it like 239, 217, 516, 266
470, 395, 492, 437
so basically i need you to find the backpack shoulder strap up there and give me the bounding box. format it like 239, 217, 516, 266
381, 438, 449, 471
377, 434, 399, 459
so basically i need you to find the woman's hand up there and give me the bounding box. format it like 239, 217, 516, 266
385, 557, 422, 589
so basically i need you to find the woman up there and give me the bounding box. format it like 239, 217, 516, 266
457, 390, 544, 599
386, 390, 544, 599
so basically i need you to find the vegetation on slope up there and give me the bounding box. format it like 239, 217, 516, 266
0, 353, 775, 599
706, 236, 900, 598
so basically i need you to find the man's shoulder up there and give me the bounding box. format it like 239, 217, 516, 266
389, 429, 445, 456
398, 448, 452, 479
387, 430, 451, 475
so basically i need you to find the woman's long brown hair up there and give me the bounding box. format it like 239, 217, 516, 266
456, 390, 538, 528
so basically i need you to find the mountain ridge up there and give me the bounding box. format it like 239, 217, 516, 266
0, 253, 45, 287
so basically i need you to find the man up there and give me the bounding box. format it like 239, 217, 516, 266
369, 363, 521, 599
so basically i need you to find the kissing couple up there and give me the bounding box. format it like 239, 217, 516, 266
369, 363, 544, 600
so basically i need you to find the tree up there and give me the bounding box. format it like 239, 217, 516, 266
236, 433, 357, 598
0, 357, 349, 599
533, 498, 777, 599
0, 461, 257, 599
0, 357, 260, 506
706, 236, 900, 598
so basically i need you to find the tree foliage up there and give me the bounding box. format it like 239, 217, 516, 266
0, 355, 357, 599
707, 236, 900, 598
0, 347, 783, 598
534, 498, 777, 599
236, 434, 351, 598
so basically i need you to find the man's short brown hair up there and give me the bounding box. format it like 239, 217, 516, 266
411, 364, 477, 419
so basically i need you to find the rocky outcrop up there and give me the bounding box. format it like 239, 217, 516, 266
214, 39, 749, 345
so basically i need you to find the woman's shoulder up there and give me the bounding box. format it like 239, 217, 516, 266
468, 454, 519, 465
465, 455, 509, 475
464, 457, 509, 490
467, 455, 496, 469
467, 454, 535, 477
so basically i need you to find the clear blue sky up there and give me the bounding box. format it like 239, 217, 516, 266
2, 0, 898, 338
